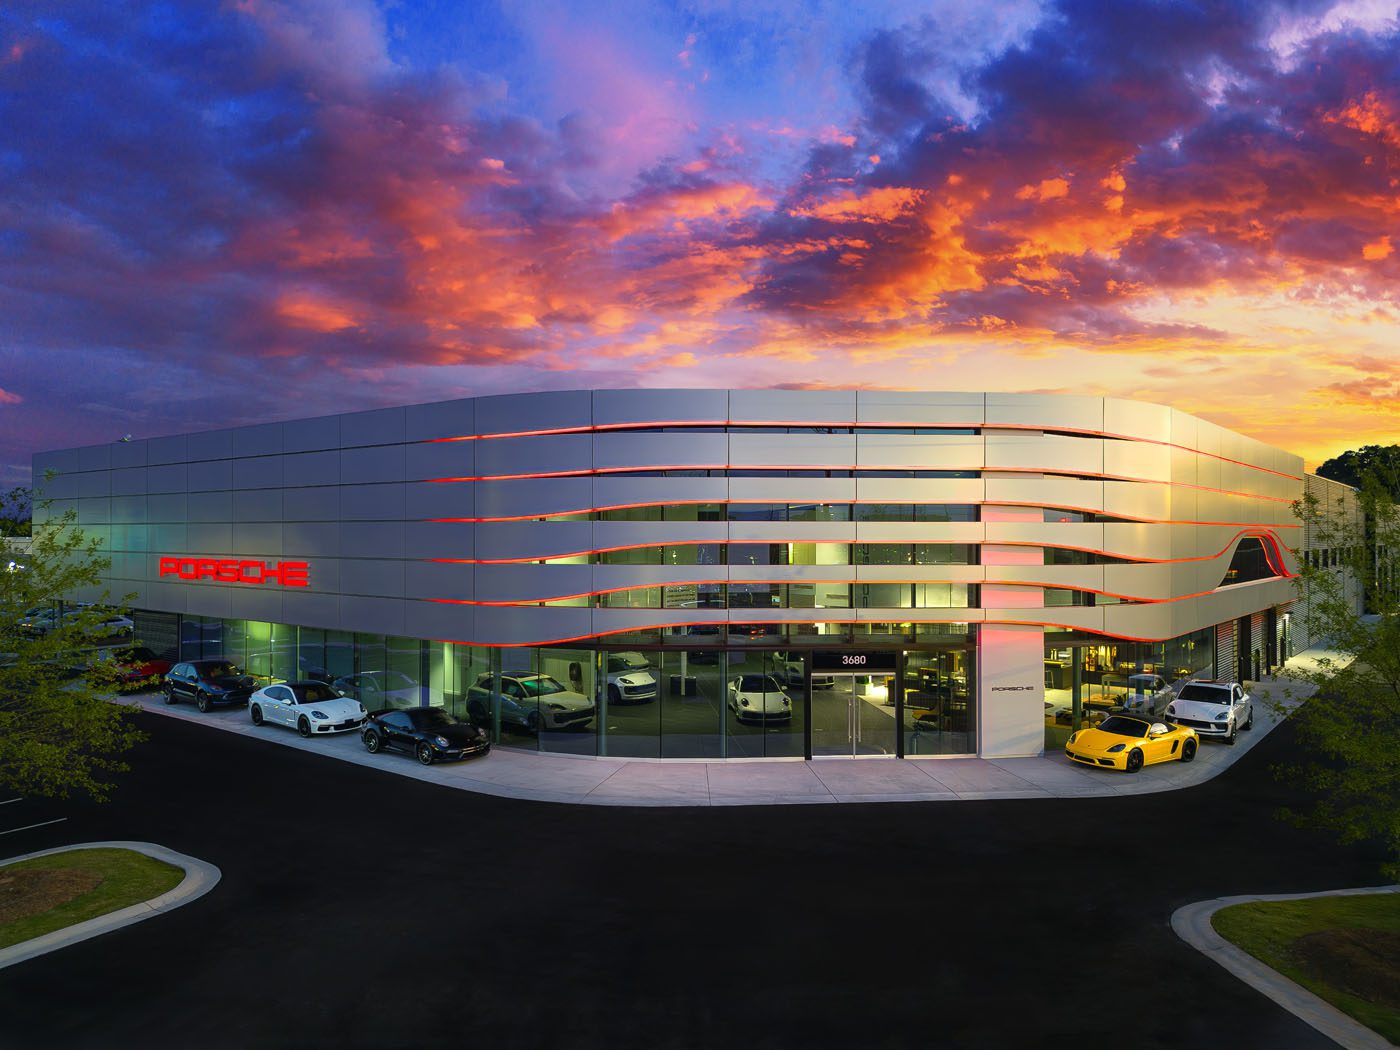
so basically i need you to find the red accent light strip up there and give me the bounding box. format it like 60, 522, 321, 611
426, 464, 1296, 503
426, 418, 1303, 481
426, 527, 1295, 567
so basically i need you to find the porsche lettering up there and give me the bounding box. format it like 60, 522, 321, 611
158, 557, 309, 587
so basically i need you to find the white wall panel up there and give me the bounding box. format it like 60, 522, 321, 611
728, 388, 856, 423
987, 393, 1104, 433
855, 434, 982, 470
405, 398, 474, 443
986, 433, 1104, 476
1103, 397, 1171, 443
856, 390, 984, 425
592, 431, 728, 470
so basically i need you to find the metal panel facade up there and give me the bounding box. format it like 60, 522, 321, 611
34, 389, 1318, 758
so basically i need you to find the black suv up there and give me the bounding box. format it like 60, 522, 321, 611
163, 660, 257, 712
362, 707, 490, 765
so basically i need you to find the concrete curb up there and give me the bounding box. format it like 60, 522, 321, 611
0, 840, 222, 971
1171, 885, 1400, 1050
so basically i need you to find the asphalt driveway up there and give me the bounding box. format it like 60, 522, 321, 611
0, 710, 1382, 1049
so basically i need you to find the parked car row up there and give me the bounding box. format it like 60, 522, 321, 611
157, 660, 492, 766
1064, 679, 1254, 772
15, 604, 134, 639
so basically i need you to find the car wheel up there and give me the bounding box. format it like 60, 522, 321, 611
1226, 723, 1237, 746
608, 684, 621, 705
250, 704, 264, 726
164, 686, 178, 706
297, 716, 312, 738
196, 692, 210, 714
416, 742, 434, 766
363, 730, 382, 754
1181, 738, 1197, 763
1125, 748, 1144, 773
1244, 706, 1254, 730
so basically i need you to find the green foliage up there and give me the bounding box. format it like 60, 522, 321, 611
1315, 446, 1400, 502
0, 499, 145, 801
0, 486, 31, 538
1283, 477, 1400, 879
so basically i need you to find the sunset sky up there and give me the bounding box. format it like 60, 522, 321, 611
2, 0, 1399, 485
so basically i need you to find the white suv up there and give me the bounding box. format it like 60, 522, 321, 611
1164, 680, 1254, 745
605, 652, 658, 703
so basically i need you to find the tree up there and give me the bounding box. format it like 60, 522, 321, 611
0, 499, 144, 800
1314, 445, 1400, 502
1280, 474, 1400, 878
0, 486, 31, 537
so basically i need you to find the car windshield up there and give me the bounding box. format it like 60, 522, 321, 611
291, 683, 339, 703
740, 675, 784, 692
408, 708, 459, 729
1097, 716, 1150, 738
200, 662, 244, 680
515, 676, 565, 697
1178, 684, 1231, 704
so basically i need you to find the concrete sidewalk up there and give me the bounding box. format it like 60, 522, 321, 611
124, 645, 1333, 807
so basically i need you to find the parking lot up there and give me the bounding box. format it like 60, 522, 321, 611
0, 703, 1380, 1050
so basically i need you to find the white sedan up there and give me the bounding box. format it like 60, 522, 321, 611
250, 680, 368, 737
727, 674, 793, 723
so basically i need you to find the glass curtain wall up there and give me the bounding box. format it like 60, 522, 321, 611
901, 650, 975, 755
1043, 627, 1216, 751
177, 616, 976, 758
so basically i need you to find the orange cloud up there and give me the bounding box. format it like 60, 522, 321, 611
0, 388, 22, 405
1324, 91, 1400, 150
1362, 235, 1393, 261
275, 295, 360, 332
789, 186, 923, 223
1015, 177, 1071, 202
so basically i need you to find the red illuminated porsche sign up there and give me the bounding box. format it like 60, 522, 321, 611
159, 557, 309, 587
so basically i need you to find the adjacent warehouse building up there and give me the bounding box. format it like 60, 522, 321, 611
33, 389, 1350, 761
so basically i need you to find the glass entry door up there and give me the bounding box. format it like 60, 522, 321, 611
811, 674, 898, 756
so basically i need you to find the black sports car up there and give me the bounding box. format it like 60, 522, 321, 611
163, 660, 257, 711
361, 707, 490, 765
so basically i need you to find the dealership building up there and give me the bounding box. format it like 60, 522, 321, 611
34, 389, 1353, 761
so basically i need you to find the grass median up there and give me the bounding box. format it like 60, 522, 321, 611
0, 847, 184, 950
1212, 892, 1400, 1044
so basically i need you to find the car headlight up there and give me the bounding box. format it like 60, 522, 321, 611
547, 702, 566, 711
1216, 715, 1231, 723
739, 698, 750, 706
1067, 732, 1078, 745
357, 704, 366, 714
781, 697, 790, 706
434, 735, 450, 747
1166, 705, 1176, 716
310, 710, 328, 720
476, 728, 488, 740
1107, 743, 1126, 753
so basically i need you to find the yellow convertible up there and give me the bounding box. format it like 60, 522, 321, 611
1065, 714, 1198, 772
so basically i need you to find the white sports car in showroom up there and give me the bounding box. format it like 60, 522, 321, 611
605, 652, 658, 703
249, 680, 368, 737
727, 674, 793, 723
1164, 680, 1253, 745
